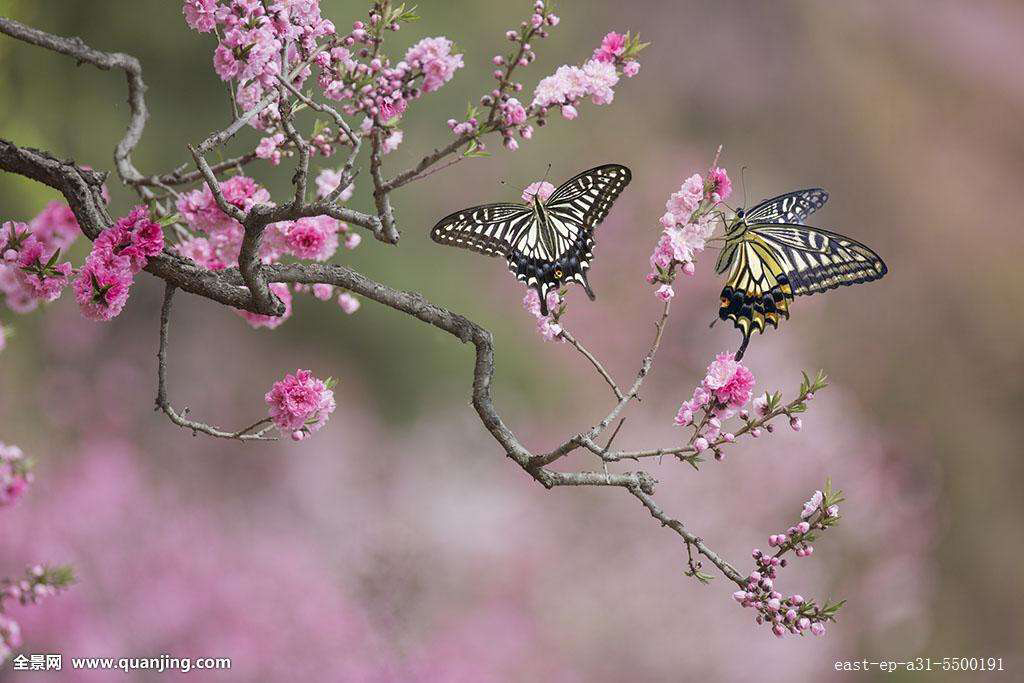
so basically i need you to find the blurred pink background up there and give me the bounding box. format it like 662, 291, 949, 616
2, 0, 1023, 680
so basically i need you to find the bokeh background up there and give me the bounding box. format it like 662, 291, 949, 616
2, 0, 1022, 680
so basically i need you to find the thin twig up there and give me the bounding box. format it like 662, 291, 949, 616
559, 327, 624, 401
155, 283, 276, 441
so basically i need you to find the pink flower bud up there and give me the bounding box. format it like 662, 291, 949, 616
291, 430, 307, 441
547, 14, 560, 26
682, 261, 696, 276
732, 590, 747, 603
796, 521, 810, 534
811, 622, 826, 636
767, 598, 780, 611
798, 617, 810, 630
772, 624, 785, 637
723, 432, 735, 442
693, 436, 708, 452
790, 416, 802, 431
748, 571, 761, 582
790, 595, 804, 604
3, 249, 17, 261
493, 55, 505, 65
561, 104, 578, 120
786, 609, 797, 622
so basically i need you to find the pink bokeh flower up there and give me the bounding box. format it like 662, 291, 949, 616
337, 292, 360, 314
0, 442, 32, 508
314, 168, 354, 200
28, 201, 80, 252
265, 369, 336, 437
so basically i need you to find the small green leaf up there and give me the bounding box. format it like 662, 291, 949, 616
157, 212, 183, 227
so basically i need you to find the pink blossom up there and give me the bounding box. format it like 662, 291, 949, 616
182, 0, 218, 33
29, 201, 80, 251
404, 37, 464, 92
502, 98, 527, 126
623, 60, 640, 77
285, 216, 340, 261
655, 284, 674, 301
337, 292, 360, 314
344, 232, 361, 250
380, 129, 403, 154
666, 174, 705, 220
92, 205, 165, 274
73, 258, 133, 321
255, 133, 286, 165
703, 352, 755, 408
237, 283, 293, 329
264, 369, 336, 436
315, 168, 354, 200
581, 59, 618, 104
709, 166, 732, 202
378, 98, 407, 122
521, 181, 555, 203
14, 237, 72, 302
311, 283, 333, 301
0, 442, 32, 508
801, 490, 824, 519
536, 316, 562, 342
593, 31, 627, 63
560, 104, 578, 119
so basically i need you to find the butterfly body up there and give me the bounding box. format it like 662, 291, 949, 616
717, 189, 887, 359
431, 164, 631, 314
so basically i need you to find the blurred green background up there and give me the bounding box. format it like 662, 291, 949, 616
2, 1, 1022, 680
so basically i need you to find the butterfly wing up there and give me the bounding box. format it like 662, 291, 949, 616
718, 235, 794, 359
538, 164, 632, 300
431, 165, 631, 315
718, 220, 887, 358
743, 188, 829, 225
545, 163, 632, 228
430, 203, 535, 257
751, 223, 887, 295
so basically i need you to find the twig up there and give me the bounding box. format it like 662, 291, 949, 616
559, 327, 624, 401
155, 283, 276, 441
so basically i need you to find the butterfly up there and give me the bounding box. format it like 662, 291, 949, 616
715, 188, 887, 359
431, 164, 632, 315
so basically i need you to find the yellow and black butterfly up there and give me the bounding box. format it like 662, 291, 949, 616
431, 164, 631, 314
715, 188, 887, 359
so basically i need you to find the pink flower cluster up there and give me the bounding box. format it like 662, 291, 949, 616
1, 564, 73, 665
531, 30, 642, 119
0, 442, 32, 508
522, 288, 563, 342
1, 203, 80, 313
185, 0, 335, 119
265, 369, 336, 441
173, 175, 360, 328
74, 206, 165, 322
732, 489, 844, 637
674, 352, 755, 451
646, 166, 731, 296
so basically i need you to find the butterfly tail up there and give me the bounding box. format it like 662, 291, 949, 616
580, 272, 596, 300
537, 284, 549, 316
735, 331, 751, 361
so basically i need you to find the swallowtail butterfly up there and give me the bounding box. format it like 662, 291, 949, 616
431, 164, 632, 314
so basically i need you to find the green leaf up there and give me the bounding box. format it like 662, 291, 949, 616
312, 117, 327, 138
157, 212, 182, 227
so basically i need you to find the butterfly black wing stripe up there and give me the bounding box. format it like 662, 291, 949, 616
430, 203, 535, 258
751, 223, 887, 296
744, 188, 828, 225
546, 164, 631, 231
